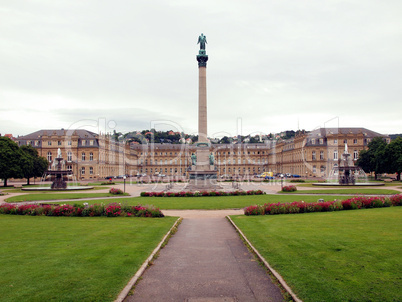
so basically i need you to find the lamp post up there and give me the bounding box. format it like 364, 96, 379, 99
123, 175, 126, 193
281, 174, 284, 190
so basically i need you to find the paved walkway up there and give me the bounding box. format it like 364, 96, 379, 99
125, 210, 284, 302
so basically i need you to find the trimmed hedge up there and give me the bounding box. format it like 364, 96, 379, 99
244, 194, 402, 216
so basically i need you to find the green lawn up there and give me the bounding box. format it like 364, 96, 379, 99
0, 215, 178, 301
231, 207, 402, 302
282, 188, 400, 195
295, 183, 395, 187
5, 192, 129, 202
60, 194, 354, 210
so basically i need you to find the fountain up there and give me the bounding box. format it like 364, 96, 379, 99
313, 144, 383, 186
22, 148, 93, 191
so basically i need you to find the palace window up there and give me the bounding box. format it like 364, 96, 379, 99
58, 141, 62, 146
312, 151, 316, 160
353, 139, 358, 144
67, 165, 72, 172
313, 165, 316, 173
89, 167, 93, 175
89, 152, 93, 161
67, 151, 72, 161
48, 141, 52, 146
81, 167, 85, 175
320, 151, 324, 160
353, 150, 358, 160
68, 141, 72, 146
82, 152, 86, 161
47, 151, 52, 162
320, 165, 325, 173
334, 150, 338, 160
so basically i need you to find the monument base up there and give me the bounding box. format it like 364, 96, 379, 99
185, 170, 222, 191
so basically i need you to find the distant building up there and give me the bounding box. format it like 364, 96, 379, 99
14, 127, 389, 179
15, 129, 137, 179
268, 128, 389, 178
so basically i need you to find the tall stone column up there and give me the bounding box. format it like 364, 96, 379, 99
186, 33, 220, 191
197, 57, 208, 144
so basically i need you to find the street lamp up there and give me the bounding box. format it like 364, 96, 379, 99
281, 174, 284, 190
123, 175, 126, 193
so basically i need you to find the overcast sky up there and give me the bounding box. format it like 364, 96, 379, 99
1, 0, 401, 138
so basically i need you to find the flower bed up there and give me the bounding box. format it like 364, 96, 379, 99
109, 188, 124, 195
281, 185, 297, 192
140, 189, 265, 197
244, 195, 401, 216
0, 203, 164, 217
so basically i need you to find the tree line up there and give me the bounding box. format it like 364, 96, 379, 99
356, 137, 402, 180
0, 137, 48, 187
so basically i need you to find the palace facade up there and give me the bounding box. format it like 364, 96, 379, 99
15, 127, 389, 180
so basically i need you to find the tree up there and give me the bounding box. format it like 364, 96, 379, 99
356, 137, 387, 180
384, 136, 402, 181
0, 137, 24, 186
20, 145, 49, 185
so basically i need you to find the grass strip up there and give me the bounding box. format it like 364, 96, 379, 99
282, 188, 400, 195
231, 207, 402, 302
61, 195, 354, 210
5, 192, 129, 202
0, 215, 177, 301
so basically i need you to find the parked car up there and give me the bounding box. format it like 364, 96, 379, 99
292, 174, 301, 178
105, 176, 114, 180
264, 176, 275, 180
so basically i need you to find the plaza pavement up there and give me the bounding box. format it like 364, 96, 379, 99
124, 209, 285, 302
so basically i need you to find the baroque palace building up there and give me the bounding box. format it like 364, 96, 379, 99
15, 129, 135, 180
15, 127, 389, 180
